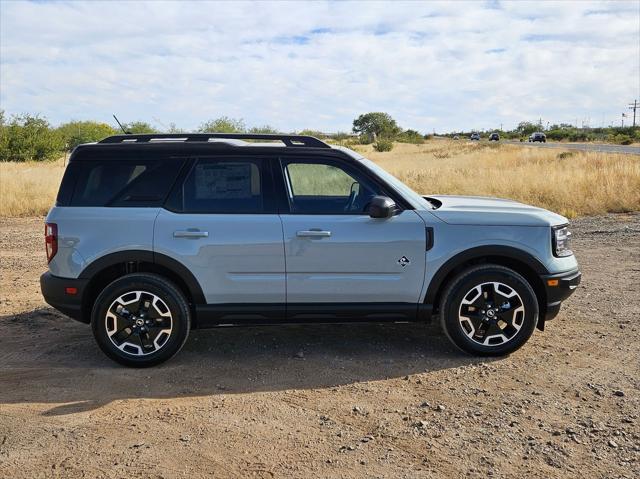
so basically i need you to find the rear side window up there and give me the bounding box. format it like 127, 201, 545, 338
70, 160, 181, 207
171, 158, 268, 213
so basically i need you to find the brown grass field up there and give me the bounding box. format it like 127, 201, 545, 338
0, 141, 638, 218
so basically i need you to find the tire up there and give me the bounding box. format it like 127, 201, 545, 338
91, 273, 191, 367
439, 264, 538, 356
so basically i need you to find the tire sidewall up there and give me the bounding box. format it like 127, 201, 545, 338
91, 274, 190, 367
441, 266, 538, 356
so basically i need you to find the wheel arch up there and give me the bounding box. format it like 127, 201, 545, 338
79, 250, 205, 326
425, 246, 549, 329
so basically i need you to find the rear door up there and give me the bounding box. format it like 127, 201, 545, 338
154, 156, 286, 309
276, 156, 427, 319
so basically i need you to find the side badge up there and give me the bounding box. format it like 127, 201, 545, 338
398, 256, 410, 267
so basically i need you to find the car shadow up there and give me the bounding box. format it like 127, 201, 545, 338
0, 307, 494, 416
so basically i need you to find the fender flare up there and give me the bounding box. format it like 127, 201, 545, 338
78, 249, 206, 304
424, 245, 549, 305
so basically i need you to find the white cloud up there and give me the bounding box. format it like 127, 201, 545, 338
1, 0, 638, 132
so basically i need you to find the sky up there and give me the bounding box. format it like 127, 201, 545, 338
1, 0, 639, 133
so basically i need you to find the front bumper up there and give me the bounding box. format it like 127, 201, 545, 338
40, 272, 89, 323
541, 268, 581, 322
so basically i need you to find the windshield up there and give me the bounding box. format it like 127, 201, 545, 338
360, 159, 433, 210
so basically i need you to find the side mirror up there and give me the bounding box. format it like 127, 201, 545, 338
368, 195, 397, 219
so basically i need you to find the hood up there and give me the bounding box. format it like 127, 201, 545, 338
425, 195, 568, 227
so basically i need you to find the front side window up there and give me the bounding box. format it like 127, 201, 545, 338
282, 159, 382, 214
178, 158, 264, 213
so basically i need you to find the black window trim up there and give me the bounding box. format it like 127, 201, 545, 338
163, 155, 278, 215
274, 155, 408, 216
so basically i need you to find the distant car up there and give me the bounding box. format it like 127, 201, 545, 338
489, 133, 500, 141
453, 135, 460, 140
529, 132, 546, 143
470, 133, 480, 141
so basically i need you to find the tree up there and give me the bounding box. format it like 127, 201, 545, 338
0, 113, 64, 162
516, 121, 538, 136
198, 117, 246, 133
352, 112, 401, 142
57, 120, 117, 149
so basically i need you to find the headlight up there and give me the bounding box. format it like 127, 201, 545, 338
552, 225, 573, 257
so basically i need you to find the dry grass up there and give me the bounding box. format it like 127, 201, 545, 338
359, 141, 640, 218
0, 158, 66, 217
1, 142, 638, 218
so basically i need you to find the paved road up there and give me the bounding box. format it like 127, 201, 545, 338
504, 140, 640, 155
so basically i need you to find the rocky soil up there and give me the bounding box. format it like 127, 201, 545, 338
0, 214, 638, 478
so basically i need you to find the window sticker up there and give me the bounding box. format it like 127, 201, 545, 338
194, 163, 254, 199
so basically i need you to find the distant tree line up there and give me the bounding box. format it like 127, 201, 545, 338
0, 110, 431, 161
5, 109, 633, 162
0, 112, 288, 162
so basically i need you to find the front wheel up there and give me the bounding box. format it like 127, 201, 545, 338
439, 265, 538, 356
91, 273, 191, 367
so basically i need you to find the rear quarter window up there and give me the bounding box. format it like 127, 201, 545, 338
69, 159, 182, 207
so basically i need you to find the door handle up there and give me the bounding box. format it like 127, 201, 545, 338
297, 230, 331, 238
174, 230, 209, 239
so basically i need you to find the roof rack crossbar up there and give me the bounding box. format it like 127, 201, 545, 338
98, 133, 331, 148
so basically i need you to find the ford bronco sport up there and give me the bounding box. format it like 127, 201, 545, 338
41, 133, 581, 367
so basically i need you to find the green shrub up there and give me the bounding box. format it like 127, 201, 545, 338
298, 129, 326, 138
611, 134, 633, 145
373, 139, 394, 152
198, 117, 245, 133
249, 125, 280, 134
57, 121, 117, 149
123, 121, 158, 134
397, 129, 424, 144
358, 134, 373, 145
0, 113, 64, 162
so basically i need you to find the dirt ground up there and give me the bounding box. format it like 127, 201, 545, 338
0, 214, 638, 479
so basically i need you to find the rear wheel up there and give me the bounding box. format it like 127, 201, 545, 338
91, 273, 191, 367
439, 265, 538, 356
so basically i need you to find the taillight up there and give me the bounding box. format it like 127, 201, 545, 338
45, 223, 58, 263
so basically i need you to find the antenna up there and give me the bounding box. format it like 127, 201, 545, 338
112, 115, 130, 134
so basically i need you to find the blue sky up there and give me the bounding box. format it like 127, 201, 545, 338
1, 0, 638, 132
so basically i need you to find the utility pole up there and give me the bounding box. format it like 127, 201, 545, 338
629, 100, 638, 127
621, 113, 625, 128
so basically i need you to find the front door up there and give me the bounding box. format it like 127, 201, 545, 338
277, 157, 427, 320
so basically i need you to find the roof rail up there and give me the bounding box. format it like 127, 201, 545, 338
98, 133, 331, 148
